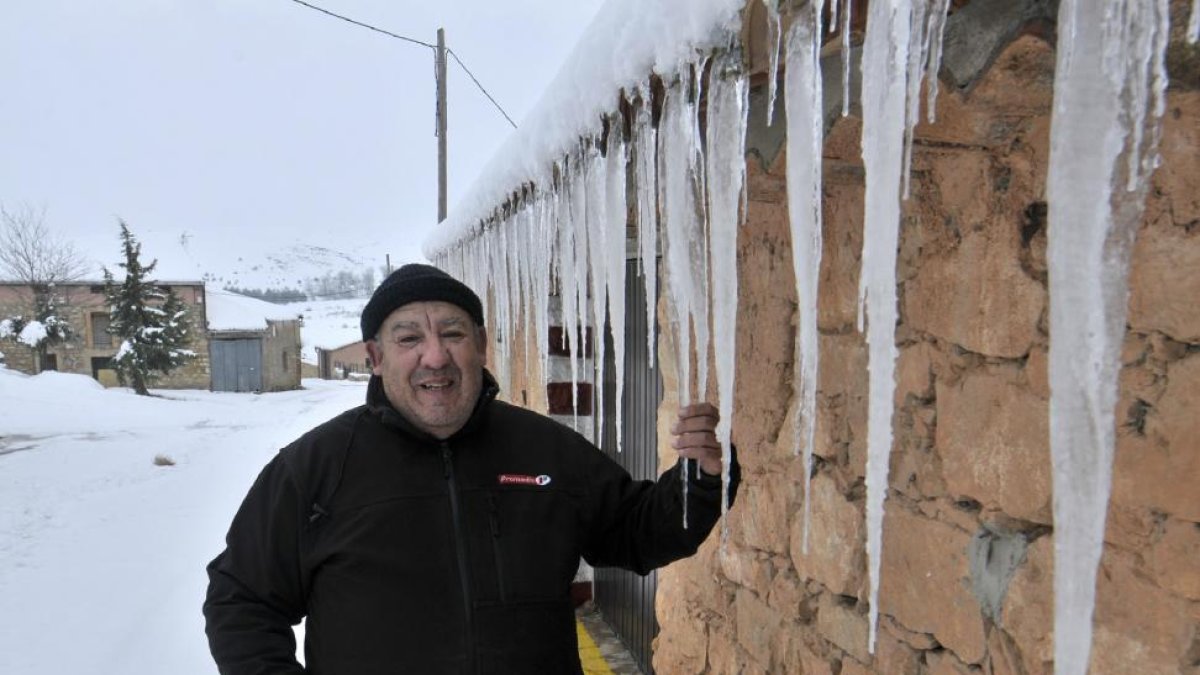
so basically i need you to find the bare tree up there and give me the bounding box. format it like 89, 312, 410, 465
0, 204, 89, 289
0, 205, 91, 369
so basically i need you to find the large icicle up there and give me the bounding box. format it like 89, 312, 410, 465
1191, 0, 1199, 43
704, 45, 748, 542
633, 85, 659, 370
604, 116, 629, 454
1046, 1, 1169, 674
858, 0, 914, 654
841, 0, 854, 117
762, 0, 783, 126
660, 72, 707, 527
533, 193, 556, 400
570, 149, 592, 427
784, 3, 825, 556
556, 163, 582, 425
585, 142, 609, 442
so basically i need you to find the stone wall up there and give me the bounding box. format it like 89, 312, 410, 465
0, 282, 210, 389
651, 8, 1200, 675
258, 319, 302, 392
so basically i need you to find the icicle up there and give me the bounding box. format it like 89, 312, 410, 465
534, 193, 555, 401
585, 141, 609, 443
924, 0, 952, 123
900, 0, 929, 201
858, 0, 913, 654
634, 85, 659, 370
556, 163, 581, 425
1191, 0, 1200, 43
762, 0, 783, 126
660, 70, 710, 528
841, 0, 853, 117
1047, 2, 1169, 674
785, 2, 825, 556
570, 149, 592, 428
689, 67, 712, 406
705, 44, 748, 545
605, 115, 629, 454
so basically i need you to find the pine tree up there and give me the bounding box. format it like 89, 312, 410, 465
103, 221, 196, 395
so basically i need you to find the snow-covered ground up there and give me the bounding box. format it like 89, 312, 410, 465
0, 367, 366, 674
288, 297, 368, 364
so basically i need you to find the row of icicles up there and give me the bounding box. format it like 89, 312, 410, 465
432, 0, 1196, 672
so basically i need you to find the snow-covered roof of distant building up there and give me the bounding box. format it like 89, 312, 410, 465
206, 288, 301, 331
422, 0, 742, 256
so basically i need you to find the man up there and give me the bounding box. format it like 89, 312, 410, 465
204, 263, 739, 674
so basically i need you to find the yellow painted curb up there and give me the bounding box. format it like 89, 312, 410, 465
577, 618, 616, 675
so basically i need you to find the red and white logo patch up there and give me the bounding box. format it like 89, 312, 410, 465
498, 473, 552, 486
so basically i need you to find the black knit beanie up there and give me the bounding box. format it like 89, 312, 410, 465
360, 264, 484, 341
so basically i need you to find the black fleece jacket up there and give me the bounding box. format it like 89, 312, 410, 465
204, 372, 739, 675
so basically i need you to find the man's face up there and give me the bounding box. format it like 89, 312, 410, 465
365, 301, 488, 439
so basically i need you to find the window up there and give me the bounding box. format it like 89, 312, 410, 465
282, 350, 289, 371
91, 313, 112, 348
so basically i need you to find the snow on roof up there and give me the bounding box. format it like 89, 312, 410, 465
206, 288, 301, 331
423, 0, 743, 256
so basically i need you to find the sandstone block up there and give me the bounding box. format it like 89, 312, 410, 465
1128, 219, 1200, 343
733, 471, 795, 555
735, 588, 784, 668
652, 593, 708, 675
872, 627, 922, 675
719, 545, 774, 598
815, 594, 870, 664
1001, 536, 1054, 672
879, 508, 987, 664
1091, 549, 1194, 674
1114, 354, 1200, 522
905, 228, 1045, 359
790, 473, 865, 597
1149, 517, 1200, 601
818, 177, 866, 332
936, 366, 1052, 524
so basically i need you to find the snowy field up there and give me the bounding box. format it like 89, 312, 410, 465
0, 368, 366, 674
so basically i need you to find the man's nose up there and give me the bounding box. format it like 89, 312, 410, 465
420, 337, 452, 368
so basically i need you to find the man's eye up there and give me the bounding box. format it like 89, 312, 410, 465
441, 331, 465, 340
395, 335, 420, 345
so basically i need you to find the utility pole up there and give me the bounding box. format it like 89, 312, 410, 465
436, 28, 448, 223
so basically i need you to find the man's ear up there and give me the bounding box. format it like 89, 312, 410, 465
365, 340, 384, 375
476, 327, 488, 366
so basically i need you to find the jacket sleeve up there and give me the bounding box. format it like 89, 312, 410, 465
203, 453, 307, 675
579, 442, 741, 575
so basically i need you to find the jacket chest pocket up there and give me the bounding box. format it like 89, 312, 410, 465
466, 486, 582, 603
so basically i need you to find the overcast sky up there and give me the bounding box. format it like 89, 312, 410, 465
0, 0, 604, 282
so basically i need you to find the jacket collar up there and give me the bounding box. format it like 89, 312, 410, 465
365, 369, 500, 444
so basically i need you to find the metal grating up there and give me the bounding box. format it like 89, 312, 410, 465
594, 258, 661, 675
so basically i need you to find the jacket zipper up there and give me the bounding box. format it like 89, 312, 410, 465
485, 492, 508, 601
441, 441, 477, 671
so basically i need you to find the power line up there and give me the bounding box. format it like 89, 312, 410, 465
286, 0, 517, 129
288, 0, 436, 49
448, 48, 517, 129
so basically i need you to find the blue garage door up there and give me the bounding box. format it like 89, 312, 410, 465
211, 339, 262, 392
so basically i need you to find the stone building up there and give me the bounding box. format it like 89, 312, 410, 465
0, 280, 210, 389
205, 288, 303, 392
315, 340, 371, 380
424, 0, 1199, 674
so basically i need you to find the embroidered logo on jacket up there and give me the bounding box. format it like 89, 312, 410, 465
498, 473, 552, 486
